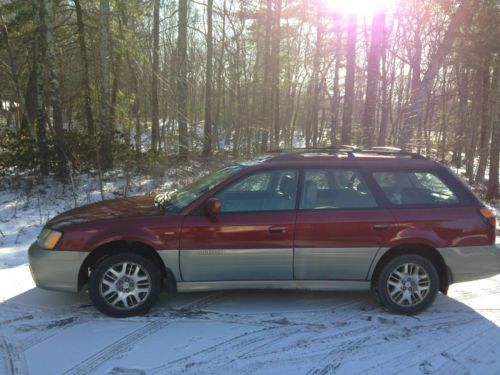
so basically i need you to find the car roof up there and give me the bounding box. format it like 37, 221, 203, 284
240, 147, 443, 170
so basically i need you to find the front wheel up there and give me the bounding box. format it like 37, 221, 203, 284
89, 253, 161, 317
375, 254, 439, 315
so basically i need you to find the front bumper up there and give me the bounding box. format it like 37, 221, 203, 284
438, 243, 500, 284
28, 242, 88, 292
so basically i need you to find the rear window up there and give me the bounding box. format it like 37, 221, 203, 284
300, 169, 378, 209
372, 171, 459, 206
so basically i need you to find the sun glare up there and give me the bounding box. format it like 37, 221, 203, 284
323, 0, 395, 17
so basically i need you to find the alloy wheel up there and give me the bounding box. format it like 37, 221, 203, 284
386, 262, 431, 307
99, 262, 152, 310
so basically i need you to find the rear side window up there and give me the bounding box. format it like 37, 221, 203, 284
372, 171, 459, 206
300, 169, 377, 209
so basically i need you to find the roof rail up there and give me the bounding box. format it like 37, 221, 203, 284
358, 148, 426, 159
268, 145, 360, 154
267, 146, 426, 160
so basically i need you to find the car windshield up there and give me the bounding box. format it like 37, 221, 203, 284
155, 165, 244, 212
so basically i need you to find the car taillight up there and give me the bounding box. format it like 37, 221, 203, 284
479, 208, 496, 228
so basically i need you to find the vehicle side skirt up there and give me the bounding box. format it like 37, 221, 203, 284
176, 280, 370, 292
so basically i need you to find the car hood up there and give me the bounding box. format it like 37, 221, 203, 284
47, 195, 164, 229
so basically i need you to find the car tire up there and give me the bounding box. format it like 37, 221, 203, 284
376, 254, 439, 315
89, 253, 161, 317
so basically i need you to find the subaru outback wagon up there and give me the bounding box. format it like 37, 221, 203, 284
29, 148, 499, 317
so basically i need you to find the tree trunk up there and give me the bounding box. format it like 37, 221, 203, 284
74, 0, 94, 139
330, 48, 341, 146
439, 66, 447, 161
378, 15, 391, 147
43, 0, 68, 177
361, 11, 384, 148
260, 0, 273, 152
109, 51, 121, 135
486, 58, 499, 200
203, 0, 213, 156
310, 10, 322, 148
475, 58, 492, 182
98, 0, 113, 169
270, 0, 282, 148
341, 14, 357, 145
411, 19, 423, 149
327, 15, 342, 146
466, 68, 483, 181
177, 0, 189, 159
33, 0, 48, 175
151, 0, 160, 154
452, 64, 469, 167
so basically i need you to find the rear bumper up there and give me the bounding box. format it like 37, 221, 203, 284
438, 243, 500, 284
28, 242, 88, 292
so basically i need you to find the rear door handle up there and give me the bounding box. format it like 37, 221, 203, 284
269, 226, 287, 233
372, 224, 389, 231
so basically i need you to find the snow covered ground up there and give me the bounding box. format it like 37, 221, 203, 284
1, 266, 500, 374
1, 165, 500, 374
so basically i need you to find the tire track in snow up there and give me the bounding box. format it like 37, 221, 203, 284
62, 319, 170, 375
150, 325, 287, 374
0, 331, 28, 375
21, 316, 83, 350
62, 292, 230, 375
303, 313, 486, 374
153, 306, 397, 373
173, 291, 231, 312
152, 320, 378, 374
348, 319, 491, 374
433, 328, 499, 374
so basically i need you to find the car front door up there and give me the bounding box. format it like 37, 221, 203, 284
180, 168, 298, 281
294, 168, 396, 280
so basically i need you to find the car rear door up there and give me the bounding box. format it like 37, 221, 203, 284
180, 168, 298, 281
294, 168, 396, 280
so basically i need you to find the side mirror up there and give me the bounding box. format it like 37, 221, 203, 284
205, 197, 222, 216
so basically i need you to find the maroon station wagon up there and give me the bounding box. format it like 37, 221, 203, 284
29, 148, 499, 317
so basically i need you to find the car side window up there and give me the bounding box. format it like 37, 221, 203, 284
372, 171, 459, 205
300, 169, 377, 209
215, 169, 298, 213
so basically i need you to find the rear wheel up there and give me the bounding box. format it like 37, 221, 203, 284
375, 254, 439, 315
89, 253, 161, 317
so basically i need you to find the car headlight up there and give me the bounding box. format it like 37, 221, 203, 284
37, 228, 62, 249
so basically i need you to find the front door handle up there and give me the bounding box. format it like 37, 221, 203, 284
372, 224, 390, 231
269, 226, 287, 234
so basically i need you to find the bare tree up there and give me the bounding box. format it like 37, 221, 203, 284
74, 0, 94, 139
475, 58, 493, 182
98, 0, 113, 169
32, 0, 48, 175
43, 0, 69, 177
361, 11, 385, 148
151, 0, 160, 154
203, 0, 213, 156
177, 0, 189, 159
341, 14, 357, 145
486, 56, 499, 200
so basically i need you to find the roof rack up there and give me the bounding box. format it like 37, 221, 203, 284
358, 149, 427, 159
268, 145, 359, 156
268, 145, 359, 152
267, 146, 426, 160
